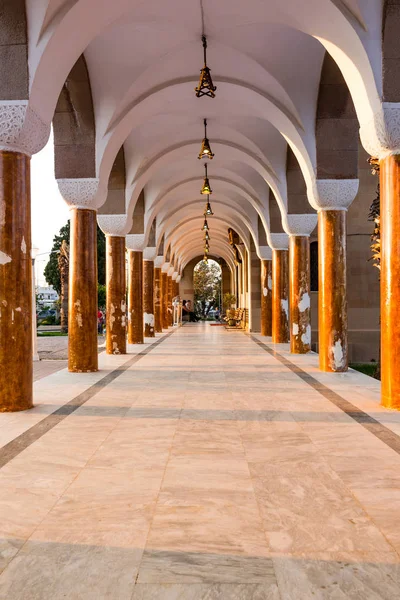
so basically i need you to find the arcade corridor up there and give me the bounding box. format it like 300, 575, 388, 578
0, 324, 399, 598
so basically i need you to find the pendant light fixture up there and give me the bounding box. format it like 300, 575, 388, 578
195, 36, 217, 98
202, 217, 209, 231
204, 230, 210, 241
201, 162, 212, 195
204, 194, 214, 216
204, 241, 210, 252
198, 119, 214, 160
203, 254, 209, 264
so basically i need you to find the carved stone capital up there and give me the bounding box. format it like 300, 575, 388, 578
0, 101, 50, 156
269, 233, 289, 251
126, 234, 145, 251
143, 247, 157, 261
286, 214, 318, 236
97, 214, 128, 237
176, 274, 181, 283
257, 246, 273, 261
172, 272, 179, 281
167, 266, 175, 277
359, 103, 400, 159
316, 179, 359, 211
161, 262, 170, 273
57, 178, 102, 210
154, 256, 164, 268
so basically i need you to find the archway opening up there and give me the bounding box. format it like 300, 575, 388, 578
193, 259, 222, 319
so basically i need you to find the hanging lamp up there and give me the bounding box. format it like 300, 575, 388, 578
198, 119, 214, 160
201, 162, 212, 195
204, 241, 210, 252
195, 36, 217, 98
202, 217, 209, 231
203, 254, 209, 263
204, 193, 214, 216
204, 230, 210, 241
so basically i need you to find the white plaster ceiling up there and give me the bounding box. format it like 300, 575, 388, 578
25, 0, 385, 260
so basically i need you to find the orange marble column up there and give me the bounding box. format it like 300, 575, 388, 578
0, 151, 33, 411
162, 271, 169, 329
260, 259, 272, 337
381, 155, 400, 408
69, 208, 98, 372
167, 275, 173, 326
106, 236, 126, 355
154, 266, 162, 333
318, 210, 347, 372
128, 250, 143, 344
290, 236, 311, 354
272, 250, 289, 343
143, 259, 155, 338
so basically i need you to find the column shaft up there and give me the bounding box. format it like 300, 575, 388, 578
162, 272, 169, 329
381, 155, 400, 408
290, 236, 311, 354
128, 250, 143, 344
143, 260, 155, 338
0, 151, 32, 411
69, 208, 98, 372
318, 210, 347, 372
106, 236, 126, 355
260, 259, 272, 336
272, 250, 289, 343
154, 267, 162, 333
167, 275, 173, 326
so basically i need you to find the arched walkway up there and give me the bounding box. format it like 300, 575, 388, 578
1, 323, 400, 597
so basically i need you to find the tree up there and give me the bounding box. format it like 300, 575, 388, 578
193, 260, 222, 317
44, 220, 106, 294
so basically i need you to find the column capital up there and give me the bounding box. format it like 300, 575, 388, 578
97, 214, 128, 236
0, 100, 50, 157
176, 274, 181, 283
286, 214, 318, 236
172, 271, 178, 281
161, 262, 170, 273
57, 178, 105, 211
167, 266, 175, 277
154, 256, 164, 268
316, 179, 359, 211
126, 234, 145, 251
360, 103, 400, 159
143, 247, 157, 261
257, 246, 273, 261
269, 234, 289, 251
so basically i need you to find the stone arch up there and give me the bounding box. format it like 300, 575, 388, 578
53, 54, 96, 179
98, 146, 126, 215
383, 1, 400, 102
316, 52, 358, 181
0, 0, 28, 101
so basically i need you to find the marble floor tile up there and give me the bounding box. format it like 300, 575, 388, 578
0, 324, 400, 599
0, 541, 140, 600
138, 550, 277, 584
131, 583, 280, 599
272, 555, 400, 600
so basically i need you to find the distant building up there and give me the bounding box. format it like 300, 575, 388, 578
36, 286, 59, 308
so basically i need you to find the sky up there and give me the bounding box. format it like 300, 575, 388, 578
31, 128, 70, 286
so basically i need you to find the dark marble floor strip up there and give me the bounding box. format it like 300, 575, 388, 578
249, 335, 400, 454
0, 331, 175, 469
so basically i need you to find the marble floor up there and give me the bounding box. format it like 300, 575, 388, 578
1, 323, 400, 599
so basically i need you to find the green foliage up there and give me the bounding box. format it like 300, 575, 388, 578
350, 363, 379, 379
43, 222, 70, 294
193, 259, 222, 317
98, 284, 106, 309
44, 220, 106, 293
223, 293, 236, 309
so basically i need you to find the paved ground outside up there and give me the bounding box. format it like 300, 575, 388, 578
34, 336, 106, 381
1, 323, 400, 599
